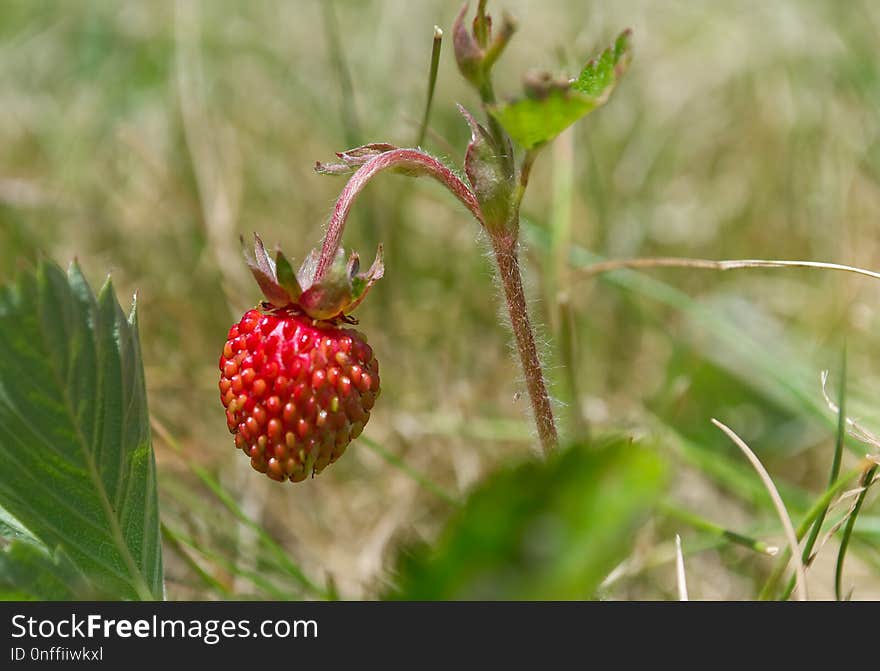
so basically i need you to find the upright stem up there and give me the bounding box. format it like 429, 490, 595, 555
491, 232, 559, 455
416, 27, 444, 148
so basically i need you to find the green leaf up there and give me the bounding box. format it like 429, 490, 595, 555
488, 29, 632, 149
0, 260, 162, 600
571, 29, 633, 99
387, 435, 666, 599
0, 505, 39, 544
0, 542, 95, 600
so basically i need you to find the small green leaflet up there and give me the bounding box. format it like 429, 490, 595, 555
489, 29, 633, 149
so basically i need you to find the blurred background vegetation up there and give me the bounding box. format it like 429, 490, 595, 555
2, 0, 879, 599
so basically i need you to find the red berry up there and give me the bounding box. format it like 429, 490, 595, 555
219, 308, 380, 482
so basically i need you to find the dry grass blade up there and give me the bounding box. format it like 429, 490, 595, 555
576, 257, 880, 283
820, 371, 880, 450
174, 0, 244, 312
675, 534, 688, 601
811, 484, 870, 560
711, 419, 808, 601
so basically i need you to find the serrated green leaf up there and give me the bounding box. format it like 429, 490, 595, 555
0, 260, 162, 600
488, 29, 632, 149
387, 435, 666, 600
571, 29, 632, 99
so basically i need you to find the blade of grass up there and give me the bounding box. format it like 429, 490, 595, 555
548, 128, 588, 437
835, 463, 878, 600
650, 414, 812, 511
152, 419, 329, 599
575, 256, 880, 283
415, 26, 443, 147
675, 534, 688, 601
821, 370, 880, 450
659, 501, 778, 556
779, 350, 848, 600
550, 128, 575, 301
601, 535, 724, 592
160, 522, 232, 599
184, 463, 327, 597
322, 0, 361, 147
556, 293, 588, 437
358, 435, 460, 507
174, 0, 243, 320
712, 419, 808, 601
520, 222, 878, 448
758, 465, 862, 599
161, 476, 317, 596
810, 484, 875, 558
162, 523, 290, 600
161, 476, 295, 578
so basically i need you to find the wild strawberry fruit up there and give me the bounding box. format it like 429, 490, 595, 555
219, 234, 382, 482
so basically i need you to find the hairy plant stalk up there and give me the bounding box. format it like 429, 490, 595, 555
316, 148, 559, 453
315, 149, 483, 280
492, 233, 559, 455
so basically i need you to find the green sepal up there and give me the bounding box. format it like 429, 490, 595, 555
275, 249, 303, 302
298, 249, 353, 321
459, 104, 514, 231
346, 245, 384, 314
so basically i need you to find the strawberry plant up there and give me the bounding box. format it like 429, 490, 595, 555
1, 0, 878, 602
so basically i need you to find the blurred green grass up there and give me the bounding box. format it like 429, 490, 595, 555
2, 0, 879, 599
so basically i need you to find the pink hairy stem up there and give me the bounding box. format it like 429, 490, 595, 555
315, 149, 484, 280
316, 147, 558, 454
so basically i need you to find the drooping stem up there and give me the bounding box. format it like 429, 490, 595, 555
315, 149, 484, 280
491, 232, 559, 455
317, 147, 559, 454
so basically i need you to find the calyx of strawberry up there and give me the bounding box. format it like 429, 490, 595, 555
242, 233, 384, 322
